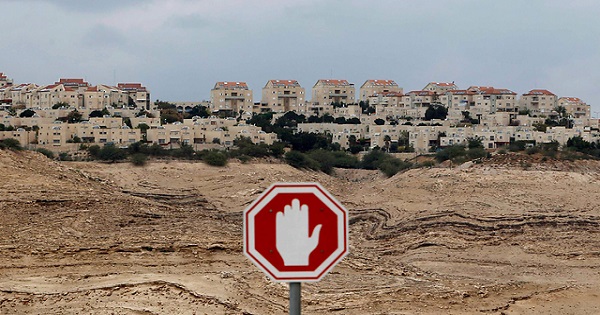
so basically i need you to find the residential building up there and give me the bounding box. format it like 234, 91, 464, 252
0, 130, 36, 146
558, 97, 590, 119
210, 81, 253, 114
37, 121, 141, 145
4, 83, 38, 108
468, 86, 518, 115
311, 79, 356, 114
259, 80, 306, 113
117, 83, 150, 109
368, 92, 412, 117
297, 122, 368, 149
83, 85, 129, 110
146, 120, 276, 147
520, 89, 557, 116
422, 82, 458, 94
359, 80, 402, 102
55, 78, 90, 92
0, 73, 12, 88
444, 89, 476, 122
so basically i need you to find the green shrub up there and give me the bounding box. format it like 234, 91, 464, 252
203, 151, 228, 167
378, 156, 412, 177
36, 148, 55, 159
361, 149, 387, 170
97, 144, 127, 162
130, 153, 148, 166
284, 151, 320, 170
331, 151, 360, 169
170, 144, 195, 159
435, 145, 466, 162
87, 145, 101, 158
508, 141, 527, 152
58, 152, 72, 161
307, 149, 336, 174
238, 155, 251, 164
525, 146, 540, 155
419, 160, 436, 168
467, 147, 487, 160
0, 138, 22, 150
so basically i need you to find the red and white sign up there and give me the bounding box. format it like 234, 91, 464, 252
244, 182, 348, 282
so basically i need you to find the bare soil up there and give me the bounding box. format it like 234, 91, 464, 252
2, 151, 600, 314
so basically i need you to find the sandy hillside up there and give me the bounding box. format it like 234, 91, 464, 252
1, 150, 600, 314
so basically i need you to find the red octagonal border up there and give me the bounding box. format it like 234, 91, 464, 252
243, 182, 348, 282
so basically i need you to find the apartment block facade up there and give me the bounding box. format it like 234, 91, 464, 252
558, 97, 591, 119
467, 86, 518, 115
259, 80, 306, 113
210, 81, 253, 114
423, 82, 458, 94
117, 83, 150, 110
520, 89, 557, 116
0, 73, 12, 88
311, 79, 356, 113
359, 80, 402, 102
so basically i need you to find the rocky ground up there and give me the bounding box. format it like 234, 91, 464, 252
1, 150, 600, 314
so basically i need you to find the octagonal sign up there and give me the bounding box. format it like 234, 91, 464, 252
244, 182, 348, 282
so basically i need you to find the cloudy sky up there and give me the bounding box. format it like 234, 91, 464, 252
3, 0, 599, 114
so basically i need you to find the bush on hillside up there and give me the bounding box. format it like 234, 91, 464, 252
284, 151, 319, 171
202, 150, 228, 167
0, 138, 22, 151
36, 148, 55, 159
130, 153, 148, 166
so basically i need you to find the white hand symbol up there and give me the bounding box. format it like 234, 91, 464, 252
275, 199, 322, 266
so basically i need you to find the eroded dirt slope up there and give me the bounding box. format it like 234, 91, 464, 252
1, 151, 600, 314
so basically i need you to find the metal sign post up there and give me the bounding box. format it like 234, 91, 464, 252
289, 282, 301, 315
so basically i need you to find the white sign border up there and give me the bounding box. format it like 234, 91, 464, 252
244, 182, 349, 282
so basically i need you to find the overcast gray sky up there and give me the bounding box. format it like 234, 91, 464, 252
3, 0, 599, 114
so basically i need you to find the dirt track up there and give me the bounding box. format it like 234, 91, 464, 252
1, 150, 600, 314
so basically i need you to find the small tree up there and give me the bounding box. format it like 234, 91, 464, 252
0, 138, 22, 150
98, 144, 126, 162
137, 123, 150, 133
52, 102, 69, 109
203, 151, 228, 166
130, 153, 148, 166
424, 104, 448, 121
374, 118, 385, 125
66, 110, 83, 123
19, 109, 36, 118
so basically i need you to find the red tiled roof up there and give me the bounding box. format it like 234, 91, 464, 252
560, 97, 583, 103
372, 91, 404, 97
118, 83, 147, 91
87, 86, 98, 92
524, 89, 555, 96
0, 73, 6, 79
366, 79, 398, 86
214, 81, 248, 89
317, 79, 351, 86
447, 89, 476, 95
57, 78, 87, 84
269, 80, 300, 87
429, 82, 456, 87
468, 86, 516, 95
407, 90, 436, 96
41, 84, 60, 91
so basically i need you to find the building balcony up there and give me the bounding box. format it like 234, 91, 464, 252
278, 95, 298, 98
225, 96, 246, 100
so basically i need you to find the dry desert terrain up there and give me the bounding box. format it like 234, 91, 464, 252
1, 150, 600, 314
